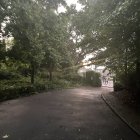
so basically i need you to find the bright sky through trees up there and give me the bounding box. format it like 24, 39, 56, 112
58, 0, 83, 13
66, 0, 83, 10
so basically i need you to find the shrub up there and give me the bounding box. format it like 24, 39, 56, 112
116, 71, 140, 93
46, 79, 72, 89
63, 73, 83, 84
0, 85, 35, 101
85, 71, 101, 87
127, 71, 140, 93
114, 82, 124, 91
0, 70, 20, 80
0, 74, 82, 102
34, 82, 47, 92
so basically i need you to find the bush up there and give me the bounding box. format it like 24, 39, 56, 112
114, 82, 124, 91
0, 70, 20, 80
0, 75, 82, 102
0, 85, 35, 101
85, 71, 101, 87
127, 71, 140, 93
46, 79, 72, 89
63, 73, 83, 84
116, 71, 140, 93
34, 82, 47, 92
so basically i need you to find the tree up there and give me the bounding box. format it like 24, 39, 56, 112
4, 0, 67, 84
71, 0, 140, 93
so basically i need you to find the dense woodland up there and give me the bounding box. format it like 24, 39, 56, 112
0, 0, 140, 100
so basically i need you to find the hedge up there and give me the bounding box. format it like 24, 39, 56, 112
85, 71, 101, 87
0, 85, 35, 101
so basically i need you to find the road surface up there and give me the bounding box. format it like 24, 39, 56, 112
0, 87, 139, 140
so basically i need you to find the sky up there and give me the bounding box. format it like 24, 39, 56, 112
66, 0, 78, 6
67, 0, 83, 11
58, 0, 83, 13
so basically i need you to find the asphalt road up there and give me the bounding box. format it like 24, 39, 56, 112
0, 87, 139, 140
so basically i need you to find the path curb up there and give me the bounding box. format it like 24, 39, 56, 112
101, 94, 140, 137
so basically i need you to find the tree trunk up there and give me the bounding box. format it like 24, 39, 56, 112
49, 71, 52, 81
124, 47, 128, 77
31, 62, 35, 84
135, 31, 140, 94
124, 47, 128, 88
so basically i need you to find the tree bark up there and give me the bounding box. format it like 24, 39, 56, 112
135, 31, 140, 94
124, 47, 128, 88
31, 62, 35, 84
49, 71, 52, 81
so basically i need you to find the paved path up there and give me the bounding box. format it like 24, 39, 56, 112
0, 87, 139, 140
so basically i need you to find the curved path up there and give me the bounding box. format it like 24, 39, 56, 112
0, 87, 139, 140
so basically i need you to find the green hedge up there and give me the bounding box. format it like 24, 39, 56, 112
0, 79, 77, 102
0, 85, 35, 101
0, 70, 21, 80
85, 71, 101, 87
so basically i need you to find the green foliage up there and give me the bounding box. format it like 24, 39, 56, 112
0, 72, 82, 101
0, 83, 35, 101
71, 0, 140, 94
1, 0, 73, 84
46, 79, 71, 89
123, 71, 140, 94
0, 0, 85, 102
1, 0, 140, 101
63, 72, 83, 83
0, 41, 6, 61
0, 71, 20, 80
114, 82, 124, 92
85, 71, 101, 87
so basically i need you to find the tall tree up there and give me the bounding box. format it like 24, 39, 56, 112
4, 0, 68, 83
